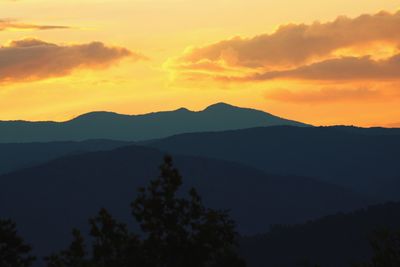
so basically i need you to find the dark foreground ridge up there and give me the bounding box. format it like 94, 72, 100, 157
0, 144, 372, 260
240, 201, 400, 267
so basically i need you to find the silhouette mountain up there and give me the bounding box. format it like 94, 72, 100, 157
0, 144, 372, 260
0, 103, 308, 143
0, 140, 131, 175
329, 125, 400, 135
240, 201, 400, 267
146, 126, 400, 200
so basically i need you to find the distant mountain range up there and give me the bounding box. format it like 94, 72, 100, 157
0, 144, 372, 259
2, 125, 400, 201
147, 126, 400, 200
1, 103, 399, 266
0, 103, 309, 143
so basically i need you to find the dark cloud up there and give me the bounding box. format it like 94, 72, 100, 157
0, 38, 144, 83
0, 19, 70, 31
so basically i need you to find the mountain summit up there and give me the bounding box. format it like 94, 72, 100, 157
204, 102, 239, 111
0, 103, 309, 143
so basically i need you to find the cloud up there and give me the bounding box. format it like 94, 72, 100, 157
265, 87, 382, 104
229, 54, 400, 82
168, 59, 229, 72
0, 38, 144, 83
170, 10, 400, 81
0, 19, 70, 31
180, 11, 400, 68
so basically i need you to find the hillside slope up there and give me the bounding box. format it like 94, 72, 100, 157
0, 140, 131, 175
0, 144, 371, 258
147, 126, 400, 200
240, 202, 400, 267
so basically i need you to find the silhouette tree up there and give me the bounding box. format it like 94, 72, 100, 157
89, 208, 143, 267
46, 210, 143, 267
46, 155, 245, 267
45, 229, 88, 267
132, 155, 245, 267
355, 229, 400, 267
0, 219, 35, 267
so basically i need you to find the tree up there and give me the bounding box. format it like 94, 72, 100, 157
45, 229, 88, 267
132, 155, 246, 267
355, 229, 400, 267
0, 219, 35, 267
89, 208, 142, 267
46, 210, 142, 267
46, 155, 246, 267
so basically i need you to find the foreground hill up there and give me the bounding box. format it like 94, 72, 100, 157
0, 140, 131, 175
0, 144, 371, 258
0, 103, 308, 143
240, 201, 400, 267
147, 126, 400, 200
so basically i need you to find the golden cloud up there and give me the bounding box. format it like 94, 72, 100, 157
0, 19, 70, 31
225, 54, 400, 82
170, 10, 400, 82
0, 38, 144, 83
182, 11, 400, 68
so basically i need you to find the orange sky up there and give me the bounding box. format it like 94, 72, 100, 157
0, 0, 399, 127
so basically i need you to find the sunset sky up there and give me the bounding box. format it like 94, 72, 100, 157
1, 0, 400, 126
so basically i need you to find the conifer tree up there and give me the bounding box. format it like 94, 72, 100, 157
0, 219, 35, 267
46, 155, 246, 267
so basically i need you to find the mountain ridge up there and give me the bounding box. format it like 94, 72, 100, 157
0, 139, 132, 175
0, 103, 286, 123
0, 102, 309, 143
146, 125, 400, 200
240, 201, 400, 267
0, 143, 373, 259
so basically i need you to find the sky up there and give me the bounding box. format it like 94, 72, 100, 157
0, 0, 399, 127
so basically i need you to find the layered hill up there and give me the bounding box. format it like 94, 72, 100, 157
0, 103, 308, 143
0, 140, 131, 175
147, 126, 400, 200
0, 144, 371, 258
240, 201, 400, 267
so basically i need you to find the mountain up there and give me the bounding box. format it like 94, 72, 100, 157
146, 126, 400, 200
329, 125, 400, 135
240, 201, 400, 267
0, 103, 308, 143
0, 140, 131, 175
0, 144, 372, 259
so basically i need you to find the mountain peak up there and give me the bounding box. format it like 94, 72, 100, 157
71, 111, 125, 122
175, 107, 190, 112
0, 102, 309, 143
204, 102, 238, 111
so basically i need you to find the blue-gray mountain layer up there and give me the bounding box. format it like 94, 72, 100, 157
0, 103, 308, 143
